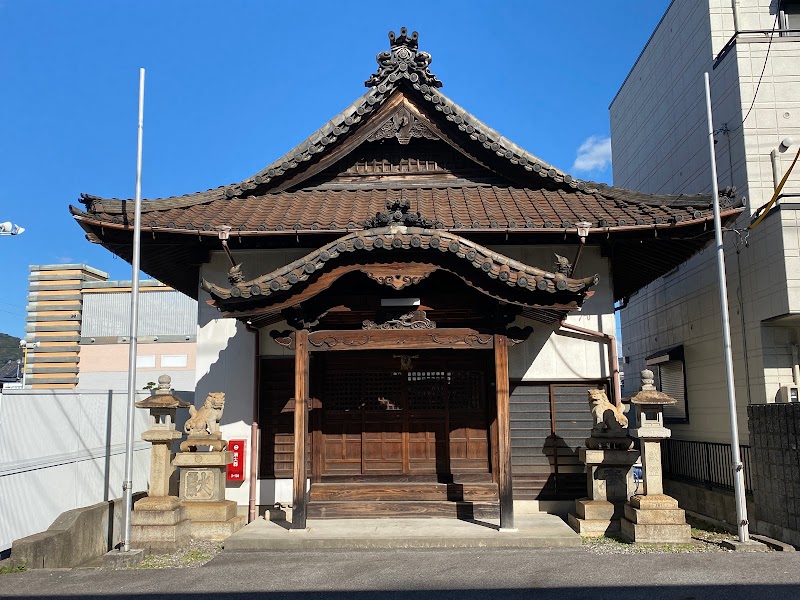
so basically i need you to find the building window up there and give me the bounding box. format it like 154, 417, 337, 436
646, 346, 688, 424
781, 0, 800, 32
136, 355, 156, 369
161, 354, 188, 368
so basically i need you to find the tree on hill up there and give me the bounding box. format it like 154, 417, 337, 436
0, 333, 22, 363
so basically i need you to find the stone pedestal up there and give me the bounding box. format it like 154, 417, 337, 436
174, 450, 245, 540
620, 494, 691, 544
568, 447, 639, 536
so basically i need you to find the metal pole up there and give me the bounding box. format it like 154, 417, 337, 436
122, 67, 145, 553
21, 346, 28, 389
704, 72, 749, 543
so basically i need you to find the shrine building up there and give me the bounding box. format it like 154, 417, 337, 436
71, 29, 742, 529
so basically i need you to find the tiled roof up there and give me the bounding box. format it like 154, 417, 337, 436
73, 184, 735, 234
74, 29, 720, 214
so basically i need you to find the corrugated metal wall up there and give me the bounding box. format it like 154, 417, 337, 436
82, 291, 197, 338
0, 389, 155, 551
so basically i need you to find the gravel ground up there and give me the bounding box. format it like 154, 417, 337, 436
135, 540, 221, 569
581, 515, 737, 554
128, 516, 741, 567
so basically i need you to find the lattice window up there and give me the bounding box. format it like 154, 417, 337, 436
407, 371, 448, 410
448, 371, 485, 410
361, 371, 403, 411
324, 370, 364, 412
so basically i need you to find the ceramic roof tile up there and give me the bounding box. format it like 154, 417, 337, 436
73, 184, 738, 234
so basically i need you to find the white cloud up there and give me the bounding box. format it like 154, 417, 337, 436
571, 136, 612, 173
55, 256, 74, 264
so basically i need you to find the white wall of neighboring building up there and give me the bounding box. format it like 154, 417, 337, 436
611, 0, 800, 442
0, 389, 150, 552
197, 242, 616, 506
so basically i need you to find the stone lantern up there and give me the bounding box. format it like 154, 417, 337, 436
130, 374, 192, 552
620, 369, 690, 543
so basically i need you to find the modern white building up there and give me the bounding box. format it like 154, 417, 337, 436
612, 0, 800, 445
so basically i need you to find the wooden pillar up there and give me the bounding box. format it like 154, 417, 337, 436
494, 333, 514, 530
292, 329, 309, 529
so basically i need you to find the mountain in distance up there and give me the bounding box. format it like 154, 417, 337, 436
0, 333, 23, 363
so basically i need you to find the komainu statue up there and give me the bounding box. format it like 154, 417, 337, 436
184, 392, 225, 436
588, 388, 628, 434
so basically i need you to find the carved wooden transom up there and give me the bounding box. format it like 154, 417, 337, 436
367, 105, 438, 145
362, 263, 437, 290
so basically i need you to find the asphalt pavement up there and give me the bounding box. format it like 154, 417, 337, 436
1, 547, 799, 600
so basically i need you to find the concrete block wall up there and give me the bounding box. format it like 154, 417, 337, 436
748, 403, 800, 546
664, 478, 756, 531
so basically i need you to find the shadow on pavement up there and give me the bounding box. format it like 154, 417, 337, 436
1, 586, 798, 600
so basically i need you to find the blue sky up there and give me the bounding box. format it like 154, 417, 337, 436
0, 0, 670, 337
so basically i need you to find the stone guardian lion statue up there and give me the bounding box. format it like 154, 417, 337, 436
588, 388, 628, 436
184, 392, 225, 436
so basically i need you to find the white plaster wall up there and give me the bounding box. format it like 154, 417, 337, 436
197, 249, 307, 506
611, 0, 800, 443
491, 245, 615, 381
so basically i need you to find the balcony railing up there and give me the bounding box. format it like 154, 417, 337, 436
663, 438, 753, 494
715, 29, 800, 67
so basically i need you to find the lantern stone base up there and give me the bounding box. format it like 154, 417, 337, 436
620, 494, 691, 544
130, 496, 191, 553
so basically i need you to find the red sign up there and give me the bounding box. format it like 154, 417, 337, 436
227, 439, 246, 481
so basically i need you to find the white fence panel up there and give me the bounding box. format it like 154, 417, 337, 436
0, 389, 152, 552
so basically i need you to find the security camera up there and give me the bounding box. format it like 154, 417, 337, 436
780, 137, 794, 152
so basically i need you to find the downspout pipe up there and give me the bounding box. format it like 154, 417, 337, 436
559, 319, 622, 407
245, 321, 260, 523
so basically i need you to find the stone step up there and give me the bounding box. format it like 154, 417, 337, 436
620, 519, 691, 544
182, 500, 238, 522
567, 513, 621, 537
623, 504, 687, 525
191, 515, 246, 541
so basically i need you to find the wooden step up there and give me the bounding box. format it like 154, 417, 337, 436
309, 482, 499, 502
307, 501, 500, 520
319, 473, 493, 484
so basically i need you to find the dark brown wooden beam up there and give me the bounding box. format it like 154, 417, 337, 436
494, 333, 514, 530
292, 329, 309, 530
304, 328, 495, 351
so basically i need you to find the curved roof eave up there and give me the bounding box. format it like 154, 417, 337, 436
200, 227, 598, 305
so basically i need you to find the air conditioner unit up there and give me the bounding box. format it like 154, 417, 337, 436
777, 385, 799, 403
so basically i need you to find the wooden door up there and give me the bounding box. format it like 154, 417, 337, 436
319, 352, 490, 477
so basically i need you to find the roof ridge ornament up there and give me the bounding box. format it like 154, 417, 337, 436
363, 195, 442, 229
366, 27, 442, 89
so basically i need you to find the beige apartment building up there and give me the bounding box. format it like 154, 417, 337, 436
612, 0, 800, 441
25, 264, 197, 391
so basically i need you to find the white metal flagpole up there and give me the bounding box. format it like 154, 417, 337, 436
703, 71, 750, 543
122, 67, 145, 553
